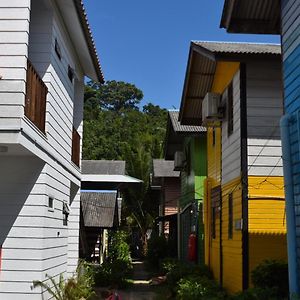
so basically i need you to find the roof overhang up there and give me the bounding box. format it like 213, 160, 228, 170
81, 174, 143, 190
220, 0, 281, 34
179, 43, 217, 126
56, 0, 104, 82
164, 111, 206, 159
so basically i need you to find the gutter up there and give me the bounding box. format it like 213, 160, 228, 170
280, 114, 299, 297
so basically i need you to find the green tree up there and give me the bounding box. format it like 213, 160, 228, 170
83, 81, 167, 253
84, 80, 143, 114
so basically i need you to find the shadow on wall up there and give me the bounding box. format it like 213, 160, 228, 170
0, 156, 45, 247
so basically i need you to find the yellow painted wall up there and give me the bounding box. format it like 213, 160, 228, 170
248, 176, 287, 284
204, 61, 240, 286
212, 62, 240, 93
222, 177, 243, 293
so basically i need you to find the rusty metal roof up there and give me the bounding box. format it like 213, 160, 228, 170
220, 0, 280, 34
179, 41, 281, 125
73, 0, 104, 83
81, 192, 118, 228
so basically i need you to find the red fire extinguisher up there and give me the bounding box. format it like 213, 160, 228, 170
188, 233, 197, 262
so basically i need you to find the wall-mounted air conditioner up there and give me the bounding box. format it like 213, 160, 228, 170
174, 151, 185, 171
202, 92, 222, 126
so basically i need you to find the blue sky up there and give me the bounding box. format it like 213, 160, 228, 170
84, 0, 280, 110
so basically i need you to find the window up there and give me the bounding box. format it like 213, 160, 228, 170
68, 65, 75, 83
228, 193, 233, 239
55, 39, 62, 60
48, 197, 54, 212
63, 202, 70, 226
227, 82, 234, 136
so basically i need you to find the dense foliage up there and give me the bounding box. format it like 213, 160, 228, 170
156, 258, 225, 299
93, 231, 133, 287
83, 80, 167, 252
251, 260, 289, 299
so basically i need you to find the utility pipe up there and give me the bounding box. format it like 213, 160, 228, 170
280, 114, 299, 297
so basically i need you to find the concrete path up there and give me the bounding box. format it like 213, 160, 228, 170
117, 260, 157, 300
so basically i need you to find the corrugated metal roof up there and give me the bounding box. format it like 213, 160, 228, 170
81, 192, 117, 228
73, 0, 104, 83
82, 160, 126, 175
169, 111, 206, 133
153, 159, 180, 178
220, 0, 280, 34
193, 41, 281, 55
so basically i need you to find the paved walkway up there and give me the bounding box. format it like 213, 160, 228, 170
118, 260, 157, 300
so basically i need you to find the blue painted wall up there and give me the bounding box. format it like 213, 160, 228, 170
282, 0, 300, 287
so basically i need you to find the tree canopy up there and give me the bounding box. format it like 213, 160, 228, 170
83, 80, 167, 248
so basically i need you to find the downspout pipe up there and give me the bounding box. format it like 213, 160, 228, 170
280, 114, 299, 297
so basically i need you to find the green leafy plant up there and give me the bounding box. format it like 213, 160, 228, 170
93, 230, 133, 288
251, 259, 289, 298
166, 261, 212, 289
33, 261, 95, 300
176, 275, 226, 300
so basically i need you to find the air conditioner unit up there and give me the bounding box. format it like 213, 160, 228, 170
174, 151, 185, 171
202, 92, 222, 126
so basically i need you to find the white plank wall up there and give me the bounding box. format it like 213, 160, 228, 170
0, 1, 30, 130
222, 71, 241, 184
246, 61, 283, 177
0, 0, 84, 298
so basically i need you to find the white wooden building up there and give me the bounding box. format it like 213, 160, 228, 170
0, 0, 103, 299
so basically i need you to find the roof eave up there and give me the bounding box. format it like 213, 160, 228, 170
220, 0, 281, 35
73, 0, 104, 83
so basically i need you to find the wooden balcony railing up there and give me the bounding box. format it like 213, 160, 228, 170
72, 127, 81, 167
25, 60, 48, 133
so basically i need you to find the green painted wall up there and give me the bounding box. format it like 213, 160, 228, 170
179, 135, 207, 264
180, 136, 207, 208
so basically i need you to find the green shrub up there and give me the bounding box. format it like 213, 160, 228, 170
251, 260, 289, 298
160, 257, 179, 274
166, 261, 212, 288
93, 230, 133, 287
230, 287, 278, 300
146, 233, 169, 267
176, 275, 226, 300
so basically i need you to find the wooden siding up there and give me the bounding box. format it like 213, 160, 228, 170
221, 177, 243, 293
222, 71, 241, 184
163, 177, 180, 215
246, 61, 283, 177
248, 176, 287, 285
0, 1, 30, 130
0, 0, 84, 298
281, 0, 300, 276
